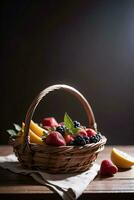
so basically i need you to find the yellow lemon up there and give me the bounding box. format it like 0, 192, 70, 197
111, 148, 134, 169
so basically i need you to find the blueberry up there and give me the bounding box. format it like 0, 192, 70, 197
73, 121, 81, 128
56, 126, 65, 135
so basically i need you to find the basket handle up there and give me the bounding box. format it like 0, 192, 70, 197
23, 84, 97, 151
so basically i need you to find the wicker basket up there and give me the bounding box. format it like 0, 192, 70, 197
12, 84, 107, 174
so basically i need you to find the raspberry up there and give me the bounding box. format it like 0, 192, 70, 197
77, 129, 87, 137
86, 128, 96, 137
64, 134, 74, 145
99, 160, 118, 176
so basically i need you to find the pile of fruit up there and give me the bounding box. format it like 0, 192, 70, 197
7, 113, 103, 147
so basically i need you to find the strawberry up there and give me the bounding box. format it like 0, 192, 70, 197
99, 160, 118, 176
77, 129, 88, 137
45, 131, 66, 146
59, 122, 64, 126
64, 134, 74, 145
42, 117, 58, 128
86, 128, 96, 137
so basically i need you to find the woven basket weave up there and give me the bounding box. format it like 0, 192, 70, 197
12, 84, 107, 173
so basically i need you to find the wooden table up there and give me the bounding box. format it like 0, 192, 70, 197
0, 145, 134, 200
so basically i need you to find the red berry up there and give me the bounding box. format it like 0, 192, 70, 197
42, 117, 58, 127
59, 122, 64, 126
77, 129, 87, 137
64, 134, 74, 145
100, 160, 118, 176
45, 131, 66, 146
86, 128, 96, 137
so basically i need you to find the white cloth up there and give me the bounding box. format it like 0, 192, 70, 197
0, 154, 99, 200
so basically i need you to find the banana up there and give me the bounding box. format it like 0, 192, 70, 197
21, 122, 43, 144
30, 120, 48, 137
29, 129, 43, 144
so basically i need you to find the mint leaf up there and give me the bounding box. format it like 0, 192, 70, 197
64, 112, 80, 135
7, 129, 17, 137
64, 112, 74, 132
13, 123, 21, 132
73, 127, 81, 134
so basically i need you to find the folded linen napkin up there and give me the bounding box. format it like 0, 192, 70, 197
0, 154, 99, 200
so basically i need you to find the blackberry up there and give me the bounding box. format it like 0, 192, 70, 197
83, 136, 90, 144
96, 132, 102, 141
73, 121, 81, 128
98, 132, 102, 137
90, 135, 98, 143
56, 125, 65, 135
73, 135, 86, 146
69, 140, 75, 146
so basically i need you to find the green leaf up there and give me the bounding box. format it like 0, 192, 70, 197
7, 129, 17, 137
64, 112, 80, 135
13, 123, 21, 132
64, 112, 74, 130
73, 127, 81, 134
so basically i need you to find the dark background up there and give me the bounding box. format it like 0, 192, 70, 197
1, 0, 134, 144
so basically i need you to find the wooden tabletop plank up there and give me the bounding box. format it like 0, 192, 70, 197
0, 145, 134, 200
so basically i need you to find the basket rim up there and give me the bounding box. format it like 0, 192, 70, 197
12, 135, 107, 151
